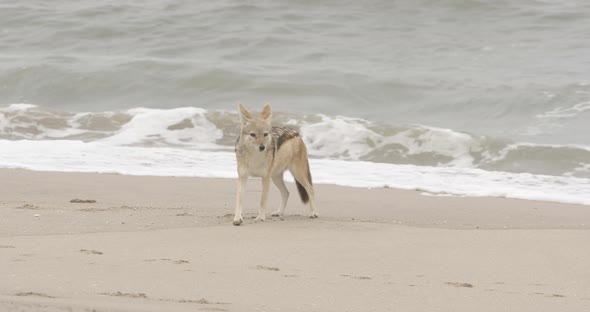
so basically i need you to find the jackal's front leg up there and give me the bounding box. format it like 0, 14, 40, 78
234, 176, 247, 226
256, 176, 271, 221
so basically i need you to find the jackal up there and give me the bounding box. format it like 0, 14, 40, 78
233, 103, 318, 226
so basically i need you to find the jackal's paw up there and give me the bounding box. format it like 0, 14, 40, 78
309, 212, 319, 219
233, 218, 243, 226
271, 212, 282, 217
255, 214, 266, 222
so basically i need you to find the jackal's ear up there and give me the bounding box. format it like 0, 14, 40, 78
261, 103, 272, 122
238, 103, 253, 125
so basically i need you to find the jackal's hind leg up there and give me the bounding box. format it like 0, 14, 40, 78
290, 167, 318, 218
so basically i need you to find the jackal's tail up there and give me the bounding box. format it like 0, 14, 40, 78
295, 160, 313, 204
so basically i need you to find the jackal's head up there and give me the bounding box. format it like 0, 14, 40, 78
238, 103, 272, 152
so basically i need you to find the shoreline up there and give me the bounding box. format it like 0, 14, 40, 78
1, 168, 589, 311
1, 168, 588, 235
1, 138, 588, 207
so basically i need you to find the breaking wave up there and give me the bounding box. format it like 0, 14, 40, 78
2, 104, 589, 178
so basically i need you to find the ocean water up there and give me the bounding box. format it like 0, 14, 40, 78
1, 1, 589, 204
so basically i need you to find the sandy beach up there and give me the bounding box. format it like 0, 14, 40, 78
1, 168, 589, 311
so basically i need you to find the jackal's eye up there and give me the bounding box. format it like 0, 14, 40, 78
249, 132, 256, 138
263, 132, 269, 137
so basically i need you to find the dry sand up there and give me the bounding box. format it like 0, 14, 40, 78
1, 169, 589, 311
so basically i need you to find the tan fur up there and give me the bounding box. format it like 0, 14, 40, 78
233, 103, 317, 226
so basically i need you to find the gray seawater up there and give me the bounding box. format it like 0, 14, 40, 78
1, 0, 590, 177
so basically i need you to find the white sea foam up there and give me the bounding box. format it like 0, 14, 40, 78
0, 104, 109, 140
383, 125, 482, 167
99, 107, 223, 148
0, 140, 588, 206
299, 114, 484, 167
0, 104, 226, 148
300, 115, 382, 160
